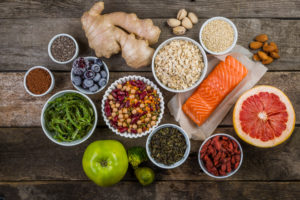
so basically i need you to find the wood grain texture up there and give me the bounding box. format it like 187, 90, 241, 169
0, 0, 300, 19
0, 72, 299, 127
0, 181, 300, 200
0, 127, 299, 181
0, 18, 299, 71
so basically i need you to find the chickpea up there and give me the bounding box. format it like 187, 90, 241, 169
137, 128, 142, 133
147, 124, 151, 128
109, 100, 113, 105
113, 108, 118, 112
116, 103, 120, 108
119, 118, 125, 122
129, 94, 135, 99
122, 122, 127, 127
147, 113, 152, 118
137, 120, 142, 125
122, 85, 127, 91
126, 86, 130, 92
152, 116, 157, 120
151, 121, 156, 126
132, 124, 137, 129
122, 108, 128, 114
108, 95, 113, 100
128, 128, 131, 132
140, 103, 145, 108
111, 104, 116, 109
146, 85, 151, 90
118, 122, 122, 127
118, 113, 124, 119
124, 114, 129, 119
145, 118, 150, 122
126, 118, 131, 123
108, 116, 112, 120
131, 89, 136, 94
129, 124, 133, 128
118, 109, 123, 114
112, 112, 117, 117
117, 84, 122, 89
132, 109, 137, 114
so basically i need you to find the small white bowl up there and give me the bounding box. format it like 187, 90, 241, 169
199, 16, 238, 55
71, 56, 109, 95
24, 66, 55, 97
102, 75, 164, 138
198, 133, 243, 179
48, 33, 79, 64
146, 124, 191, 169
41, 90, 98, 146
152, 36, 208, 93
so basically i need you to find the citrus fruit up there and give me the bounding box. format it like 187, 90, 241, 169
233, 85, 295, 148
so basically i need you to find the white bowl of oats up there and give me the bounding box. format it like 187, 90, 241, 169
199, 16, 238, 55
152, 37, 208, 93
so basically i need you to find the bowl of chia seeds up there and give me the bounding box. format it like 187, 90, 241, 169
48, 33, 79, 64
71, 56, 109, 94
146, 124, 191, 169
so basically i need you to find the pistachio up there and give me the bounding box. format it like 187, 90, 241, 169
188, 12, 198, 24
173, 26, 186, 35
167, 18, 181, 28
181, 17, 193, 29
177, 9, 187, 20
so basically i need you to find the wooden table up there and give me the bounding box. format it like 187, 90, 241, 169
0, 0, 299, 199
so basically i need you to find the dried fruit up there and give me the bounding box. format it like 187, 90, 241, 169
270, 51, 280, 59
262, 56, 273, 65
177, 9, 187, 20
188, 12, 198, 24
181, 17, 193, 29
255, 34, 268, 42
258, 51, 269, 60
173, 26, 186, 35
253, 54, 260, 61
263, 42, 277, 52
167, 18, 181, 27
270, 42, 278, 53
249, 41, 263, 50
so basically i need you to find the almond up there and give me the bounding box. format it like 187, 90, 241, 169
181, 17, 193, 29
249, 41, 263, 50
253, 54, 261, 61
255, 34, 268, 42
262, 56, 273, 65
270, 52, 280, 59
167, 18, 181, 27
263, 42, 276, 52
258, 51, 269, 60
177, 9, 187, 20
188, 12, 198, 24
173, 26, 186, 35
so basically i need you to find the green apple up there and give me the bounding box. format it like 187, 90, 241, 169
82, 140, 128, 187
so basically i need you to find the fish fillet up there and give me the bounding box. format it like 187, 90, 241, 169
182, 56, 248, 126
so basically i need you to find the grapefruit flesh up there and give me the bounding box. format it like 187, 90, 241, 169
233, 85, 295, 148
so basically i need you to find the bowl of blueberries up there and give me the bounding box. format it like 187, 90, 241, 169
71, 57, 109, 94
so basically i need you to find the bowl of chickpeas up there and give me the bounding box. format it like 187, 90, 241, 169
102, 75, 164, 138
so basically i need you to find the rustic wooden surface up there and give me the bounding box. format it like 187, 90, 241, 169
0, 0, 299, 199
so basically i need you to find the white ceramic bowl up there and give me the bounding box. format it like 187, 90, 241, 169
102, 75, 164, 138
199, 16, 238, 55
41, 90, 98, 146
152, 36, 208, 93
24, 66, 55, 97
146, 124, 191, 169
71, 56, 109, 95
198, 133, 243, 179
48, 33, 79, 64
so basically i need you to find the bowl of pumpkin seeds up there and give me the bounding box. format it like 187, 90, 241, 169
146, 124, 191, 169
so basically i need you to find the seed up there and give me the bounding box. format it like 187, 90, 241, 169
50, 36, 76, 62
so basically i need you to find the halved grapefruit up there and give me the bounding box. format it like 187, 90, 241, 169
233, 85, 295, 148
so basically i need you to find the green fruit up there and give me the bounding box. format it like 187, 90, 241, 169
135, 167, 155, 186
82, 140, 128, 187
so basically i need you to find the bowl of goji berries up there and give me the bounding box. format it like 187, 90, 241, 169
198, 133, 243, 178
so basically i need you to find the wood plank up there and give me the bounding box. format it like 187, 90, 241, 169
0, 72, 299, 127
0, 18, 299, 71
0, 0, 300, 19
0, 181, 300, 200
0, 127, 299, 181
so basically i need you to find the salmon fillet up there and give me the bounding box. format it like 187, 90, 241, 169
182, 56, 248, 126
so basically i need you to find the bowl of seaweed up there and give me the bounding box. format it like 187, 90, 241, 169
41, 90, 97, 146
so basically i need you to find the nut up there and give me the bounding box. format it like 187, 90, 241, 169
182, 17, 193, 29
188, 12, 198, 24
167, 18, 181, 27
270, 52, 280, 59
262, 56, 273, 65
253, 54, 261, 61
173, 26, 186, 35
177, 9, 187, 20
249, 41, 263, 50
258, 51, 269, 60
263, 42, 276, 52
255, 34, 268, 42
270, 42, 279, 53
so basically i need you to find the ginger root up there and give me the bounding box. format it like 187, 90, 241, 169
81, 2, 161, 68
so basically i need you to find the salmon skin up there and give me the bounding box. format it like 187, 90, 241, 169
182, 56, 248, 126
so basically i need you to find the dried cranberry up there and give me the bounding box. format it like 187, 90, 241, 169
140, 91, 147, 100
125, 100, 130, 107
131, 129, 137, 134
118, 127, 128, 133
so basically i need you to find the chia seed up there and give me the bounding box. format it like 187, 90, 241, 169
51, 36, 76, 62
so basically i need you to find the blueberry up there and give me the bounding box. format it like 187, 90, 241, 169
100, 70, 107, 78
84, 70, 95, 79
89, 84, 99, 92
73, 68, 83, 76
72, 76, 82, 86
91, 64, 101, 73
95, 58, 104, 67
98, 78, 107, 87
93, 73, 101, 82
83, 79, 94, 88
